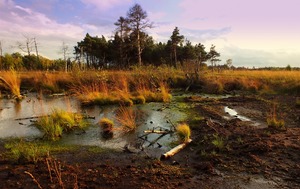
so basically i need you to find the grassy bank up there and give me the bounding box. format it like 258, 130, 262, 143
1, 68, 299, 101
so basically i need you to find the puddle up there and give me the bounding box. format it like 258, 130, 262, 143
223, 106, 267, 128
0, 94, 186, 157
224, 106, 251, 121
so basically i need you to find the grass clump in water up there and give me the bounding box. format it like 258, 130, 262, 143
116, 106, 137, 132
176, 123, 191, 143
99, 118, 114, 138
34, 109, 89, 141
0, 70, 22, 100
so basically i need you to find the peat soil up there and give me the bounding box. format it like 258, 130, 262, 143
0, 94, 299, 189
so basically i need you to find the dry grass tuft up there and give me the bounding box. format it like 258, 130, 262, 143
99, 118, 114, 133
0, 70, 22, 99
116, 106, 136, 132
176, 123, 191, 143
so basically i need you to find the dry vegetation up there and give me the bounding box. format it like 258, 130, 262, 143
1, 68, 299, 102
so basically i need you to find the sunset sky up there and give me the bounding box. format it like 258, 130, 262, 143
0, 0, 299, 67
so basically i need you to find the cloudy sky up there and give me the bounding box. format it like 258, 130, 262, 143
0, 0, 299, 67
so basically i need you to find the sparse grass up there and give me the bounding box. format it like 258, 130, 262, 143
176, 123, 191, 143
267, 117, 285, 130
0, 70, 22, 99
116, 106, 137, 132
266, 104, 285, 130
212, 134, 225, 150
87, 146, 109, 153
34, 109, 89, 141
4, 140, 49, 163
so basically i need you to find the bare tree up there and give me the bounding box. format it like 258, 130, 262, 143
17, 35, 34, 56
126, 3, 153, 67
33, 37, 39, 63
60, 41, 69, 72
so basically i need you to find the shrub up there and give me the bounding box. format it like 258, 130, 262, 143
176, 123, 191, 143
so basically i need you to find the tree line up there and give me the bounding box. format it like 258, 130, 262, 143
0, 4, 222, 71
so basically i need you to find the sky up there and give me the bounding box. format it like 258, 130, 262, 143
0, 0, 299, 68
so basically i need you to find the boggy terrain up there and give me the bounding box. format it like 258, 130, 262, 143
0, 93, 299, 189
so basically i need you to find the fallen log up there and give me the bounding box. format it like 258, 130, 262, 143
143, 130, 170, 134
160, 138, 192, 160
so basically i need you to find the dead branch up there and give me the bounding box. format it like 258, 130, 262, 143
144, 130, 170, 134
24, 171, 43, 189
161, 138, 192, 160
148, 133, 167, 147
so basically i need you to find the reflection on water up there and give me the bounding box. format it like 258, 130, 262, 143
0, 94, 186, 155
224, 106, 251, 121
0, 93, 81, 138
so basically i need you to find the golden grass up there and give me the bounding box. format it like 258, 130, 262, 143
206, 70, 300, 94
0, 70, 22, 99
10, 68, 300, 99
20, 71, 72, 93
176, 123, 191, 143
116, 106, 136, 132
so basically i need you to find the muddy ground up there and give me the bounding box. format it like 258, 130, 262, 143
0, 93, 299, 188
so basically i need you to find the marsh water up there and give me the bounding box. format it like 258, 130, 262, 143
0, 93, 187, 156
0, 93, 265, 157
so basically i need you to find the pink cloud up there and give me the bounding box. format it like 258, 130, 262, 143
80, 0, 131, 10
